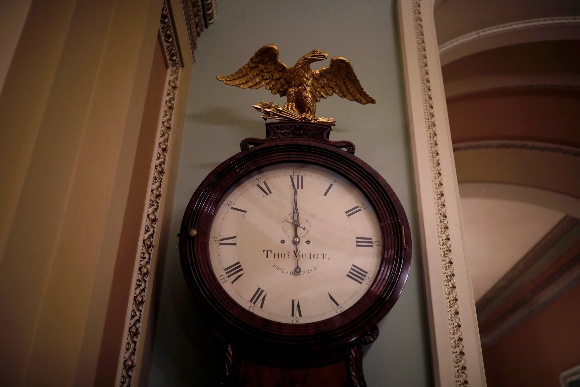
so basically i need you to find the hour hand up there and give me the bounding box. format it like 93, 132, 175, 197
292, 187, 300, 223
285, 219, 307, 231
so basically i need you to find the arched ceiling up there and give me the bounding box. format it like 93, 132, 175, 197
460, 196, 564, 301
454, 145, 580, 199
435, 0, 580, 65
442, 40, 580, 98
433, 0, 580, 342
448, 89, 580, 147
435, 0, 580, 41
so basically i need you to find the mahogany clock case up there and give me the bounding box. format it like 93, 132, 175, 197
179, 129, 412, 366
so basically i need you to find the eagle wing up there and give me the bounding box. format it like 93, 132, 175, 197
216, 44, 290, 96
312, 57, 376, 104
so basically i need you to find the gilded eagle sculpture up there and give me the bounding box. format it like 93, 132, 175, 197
217, 44, 376, 124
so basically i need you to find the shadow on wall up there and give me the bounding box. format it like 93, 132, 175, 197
150, 276, 222, 386
187, 105, 265, 137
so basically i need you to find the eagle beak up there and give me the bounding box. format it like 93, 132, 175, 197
314, 52, 328, 61
309, 50, 328, 62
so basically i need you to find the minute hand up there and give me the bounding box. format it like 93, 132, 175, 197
292, 187, 301, 275
293, 184, 300, 223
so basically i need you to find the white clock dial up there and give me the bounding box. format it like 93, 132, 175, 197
209, 163, 382, 324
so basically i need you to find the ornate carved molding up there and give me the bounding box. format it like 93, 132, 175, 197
204, 0, 217, 24
240, 122, 355, 154
439, 16, 580, 55
180, 0, 217, 61
181, 0, 200, 56
453, 141, 580, 158
119, 1, 181, 386
412, 1, 468, 385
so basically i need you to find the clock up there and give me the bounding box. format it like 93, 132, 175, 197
179, 122, 411, 385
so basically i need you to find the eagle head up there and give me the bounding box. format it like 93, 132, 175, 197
300, 49, 328, 65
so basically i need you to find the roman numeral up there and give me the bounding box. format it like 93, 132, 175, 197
346, 264, 368, 284
328, 293, 339, 307
324, 183, 333, 196
249, 287, 267, 308
224, 262, 244, 284
356, 236, 373, 247
231, 207, 247, 213
290, 175, 303, 189
291, 299, 302, 317
256, 181, 272, 195
345, 206, 362, 217
219, 235, 237, 246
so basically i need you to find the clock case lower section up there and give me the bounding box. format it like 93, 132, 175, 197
179, 122, 411, 384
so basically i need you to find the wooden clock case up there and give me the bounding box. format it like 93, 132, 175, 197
179, 122, 412, 386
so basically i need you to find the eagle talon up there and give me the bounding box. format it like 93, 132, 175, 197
283, 103, 299, 115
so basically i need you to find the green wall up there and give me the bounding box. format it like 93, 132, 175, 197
150, 0, 432, 385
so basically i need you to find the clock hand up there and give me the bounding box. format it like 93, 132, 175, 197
285, 219, 307, 232
293, 244, 301, 275
292, 187, 301, 275
292, 185, 300, 224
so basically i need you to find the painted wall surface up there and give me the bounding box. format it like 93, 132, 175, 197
150, 1, 431, 385
0, 0, 193, 384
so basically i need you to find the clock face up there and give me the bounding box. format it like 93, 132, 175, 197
181, 136, 412, 361
209, 163, 382, 324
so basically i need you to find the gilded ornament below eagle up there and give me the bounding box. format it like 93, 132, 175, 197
216, 44, 376, 124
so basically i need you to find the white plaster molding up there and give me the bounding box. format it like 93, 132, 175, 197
439, 17, 580, 55
117, 2, 181, 386
444, 74, 580, 99
453, 141, 580, 158
398, 1, 486, 385
438, 17, 580, 65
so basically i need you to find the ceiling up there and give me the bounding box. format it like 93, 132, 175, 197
434, 0, 580, 345
460, 196, 564, 301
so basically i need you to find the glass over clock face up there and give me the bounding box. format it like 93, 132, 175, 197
209, 163, 382, 324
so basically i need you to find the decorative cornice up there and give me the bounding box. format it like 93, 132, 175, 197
181, 0, 199, 56
204, 0, 217, 24
453, 141, 580, 158
240, 122, 355, 154
439, 16, 580, 55
119, 1, 181, 385
412, 1, 468, 385
180, 0, 217, 61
